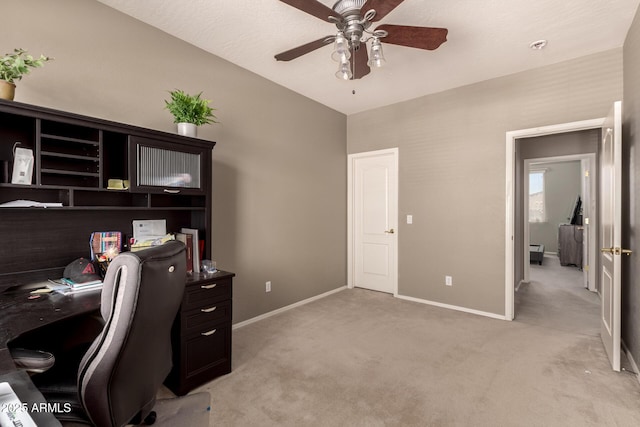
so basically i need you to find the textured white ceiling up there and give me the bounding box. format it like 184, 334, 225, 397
96, 0, 639, 115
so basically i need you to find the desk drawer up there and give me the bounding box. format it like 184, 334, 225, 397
183, 278, 232, 310
167, 270, 234, 396
182, 300, 231, 334
184, 320, 231, 381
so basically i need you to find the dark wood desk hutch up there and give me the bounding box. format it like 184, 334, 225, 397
0, 99, 233, 395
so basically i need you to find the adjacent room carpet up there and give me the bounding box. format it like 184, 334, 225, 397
186, 281, 640, 426
515, 254, 600, 336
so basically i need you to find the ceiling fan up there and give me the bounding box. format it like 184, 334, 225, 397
274, 0, 448, 80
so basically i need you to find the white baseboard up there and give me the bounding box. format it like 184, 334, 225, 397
622, 340, 640, 386
515, 279, 528, 292
396, 294, 508, 321
232, 286, 347, 330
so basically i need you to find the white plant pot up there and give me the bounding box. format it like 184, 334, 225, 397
177, 122, 197, 137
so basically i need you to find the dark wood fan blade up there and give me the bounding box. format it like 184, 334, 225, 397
351, 46, 371, 79
279, 0, 342, 22
275, 37, 334, 61
361, 0, 406, 22
376, 25, 448, 50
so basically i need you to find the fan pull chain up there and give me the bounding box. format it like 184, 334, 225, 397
352, 43, 356, 80
351, 43, 356, 94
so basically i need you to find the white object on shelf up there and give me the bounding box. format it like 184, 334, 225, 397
11, 146, 34, 185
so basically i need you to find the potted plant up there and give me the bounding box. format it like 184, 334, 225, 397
0, 48, 52, 100
164, 90, 218, 137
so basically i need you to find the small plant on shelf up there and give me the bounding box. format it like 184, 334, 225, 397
164, 90, 217, 137
0, 48, 53, 100
165, 89, 217, 128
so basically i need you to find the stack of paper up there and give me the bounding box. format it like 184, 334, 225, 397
0, 199, 63, 208
131, 220, 175, 252
47, 279, 102, 295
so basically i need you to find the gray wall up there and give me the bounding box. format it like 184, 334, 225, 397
348, 50, 622, 316
623, 6, 640, 375
528, 161, 581, 254
2, 0, 347, 323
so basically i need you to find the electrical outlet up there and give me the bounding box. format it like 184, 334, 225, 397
266, 281, 272, 293
445, 276, 453, 286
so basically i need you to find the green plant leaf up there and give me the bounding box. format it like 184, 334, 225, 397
0, 48, 52, 84
164, 89, 218, 126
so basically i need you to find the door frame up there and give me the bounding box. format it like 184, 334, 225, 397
505, 119, 604, 320
347, 148, 399, 296
523, 153, 597, 291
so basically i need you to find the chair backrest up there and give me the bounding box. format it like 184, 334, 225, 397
77, 241, 186, 427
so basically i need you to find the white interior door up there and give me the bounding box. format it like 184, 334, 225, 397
599, 101, 624, 371
349, 149, 398, 295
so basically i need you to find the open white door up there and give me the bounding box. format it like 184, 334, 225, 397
348, 149, 398, 295
599, 101, 627, 371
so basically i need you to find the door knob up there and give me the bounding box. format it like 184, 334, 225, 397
601, 247, 633, 256
384, 229, 395, 234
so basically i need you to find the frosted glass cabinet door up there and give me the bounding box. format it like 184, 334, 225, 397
129, 136, 210, 195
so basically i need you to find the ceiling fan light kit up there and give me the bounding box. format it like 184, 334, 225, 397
276, 0, 448, 80
367, 37, 386, 68
331, 32, 351, 62
336, 58, 354, 80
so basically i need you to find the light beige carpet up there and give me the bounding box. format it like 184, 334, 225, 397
190, 285, 640, 426
150, 392, 210, 426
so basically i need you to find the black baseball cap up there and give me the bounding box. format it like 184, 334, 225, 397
63, 258, 102, 283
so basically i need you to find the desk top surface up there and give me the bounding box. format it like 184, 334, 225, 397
0, 284, 101, 373
0, 270, 234, 373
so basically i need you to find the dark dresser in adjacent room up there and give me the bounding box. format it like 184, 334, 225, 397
558, 224, 583, 267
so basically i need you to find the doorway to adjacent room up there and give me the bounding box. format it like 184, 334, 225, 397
505, 118, 603, 321
517, 154, 599, 337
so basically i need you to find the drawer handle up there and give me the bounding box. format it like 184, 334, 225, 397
201, 329, 217, 336
163, 189, 180, 194
201, 284, 217, 289
201, 306, 217, 313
